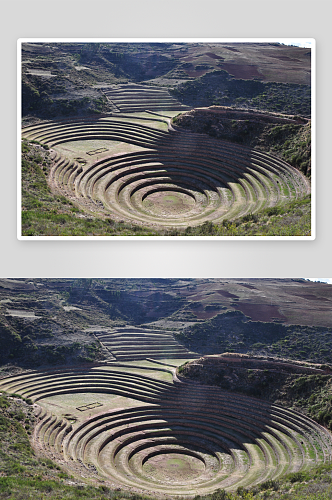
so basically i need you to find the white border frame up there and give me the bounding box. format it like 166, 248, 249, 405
17, 38, 316, 241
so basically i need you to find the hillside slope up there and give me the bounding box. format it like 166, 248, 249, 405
178, 353, 332, 429
22, 42, 311, 122
1, 278, 331, 368
173, 107, 311, 177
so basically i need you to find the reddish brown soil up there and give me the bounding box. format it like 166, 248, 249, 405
231, 302, 287, 322
269, 55, 302, 62
204, 52, 224, 60
184, 69, 207, 78
224, 46, 240, 53
180, 280, 332, 327
217, 63, 265, 80
290, 293, 331, 302
193, 309, 221, 320
186, 293, 212, 302
216, 290, 239, 299
177, 44, 310, 84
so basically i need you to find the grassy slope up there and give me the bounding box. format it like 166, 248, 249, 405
261, 121, 311, 177
183, 198, 311, 236
21, 140, 161, 237
0, 395, 146, 500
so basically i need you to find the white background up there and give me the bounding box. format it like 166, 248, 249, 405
1, 0, 331, 278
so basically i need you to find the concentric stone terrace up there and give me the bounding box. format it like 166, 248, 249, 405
1, 364, 331, 496
22, 113, 310, 228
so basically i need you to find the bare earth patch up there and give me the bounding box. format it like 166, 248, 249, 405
231, 302, 287, 322
143, 191, 196, 217
143, 452, 205, 483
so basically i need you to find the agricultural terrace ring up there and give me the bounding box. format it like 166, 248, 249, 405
1, 361, 331, 496
22, 85, 310, 228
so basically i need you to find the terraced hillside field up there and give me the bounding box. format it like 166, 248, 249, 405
103, 83, 191, 113
93, 326, 199, 361
1, 360, 331, 496
22, 107, 310, 229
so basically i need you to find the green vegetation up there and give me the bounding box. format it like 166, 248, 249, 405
21, 140, 161, 236
183, 197, 311, 236
0, 307, 102, 366
266, 122, 311, 177
290, 374, 332, 429
0, 393, 145, 499
176, 310, 332, 363
200, 470, 332, 499
22, 209, 161, 237
170, 70, 311, 117
0, 393, 50, 477
22, 76, 111, 119
1, 464, 332, 499
1, 459, 331, 500
0, 477, 149, 500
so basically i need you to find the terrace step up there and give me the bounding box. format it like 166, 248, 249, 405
1, 366, 330, 494
22, 114, 310, 229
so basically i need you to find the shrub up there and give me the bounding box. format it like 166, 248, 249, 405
0, 415, 10, 431
285, 471, 310, 483
241, 213, 258, 223
264, 206, 283, 217
259, 479, 279, 491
